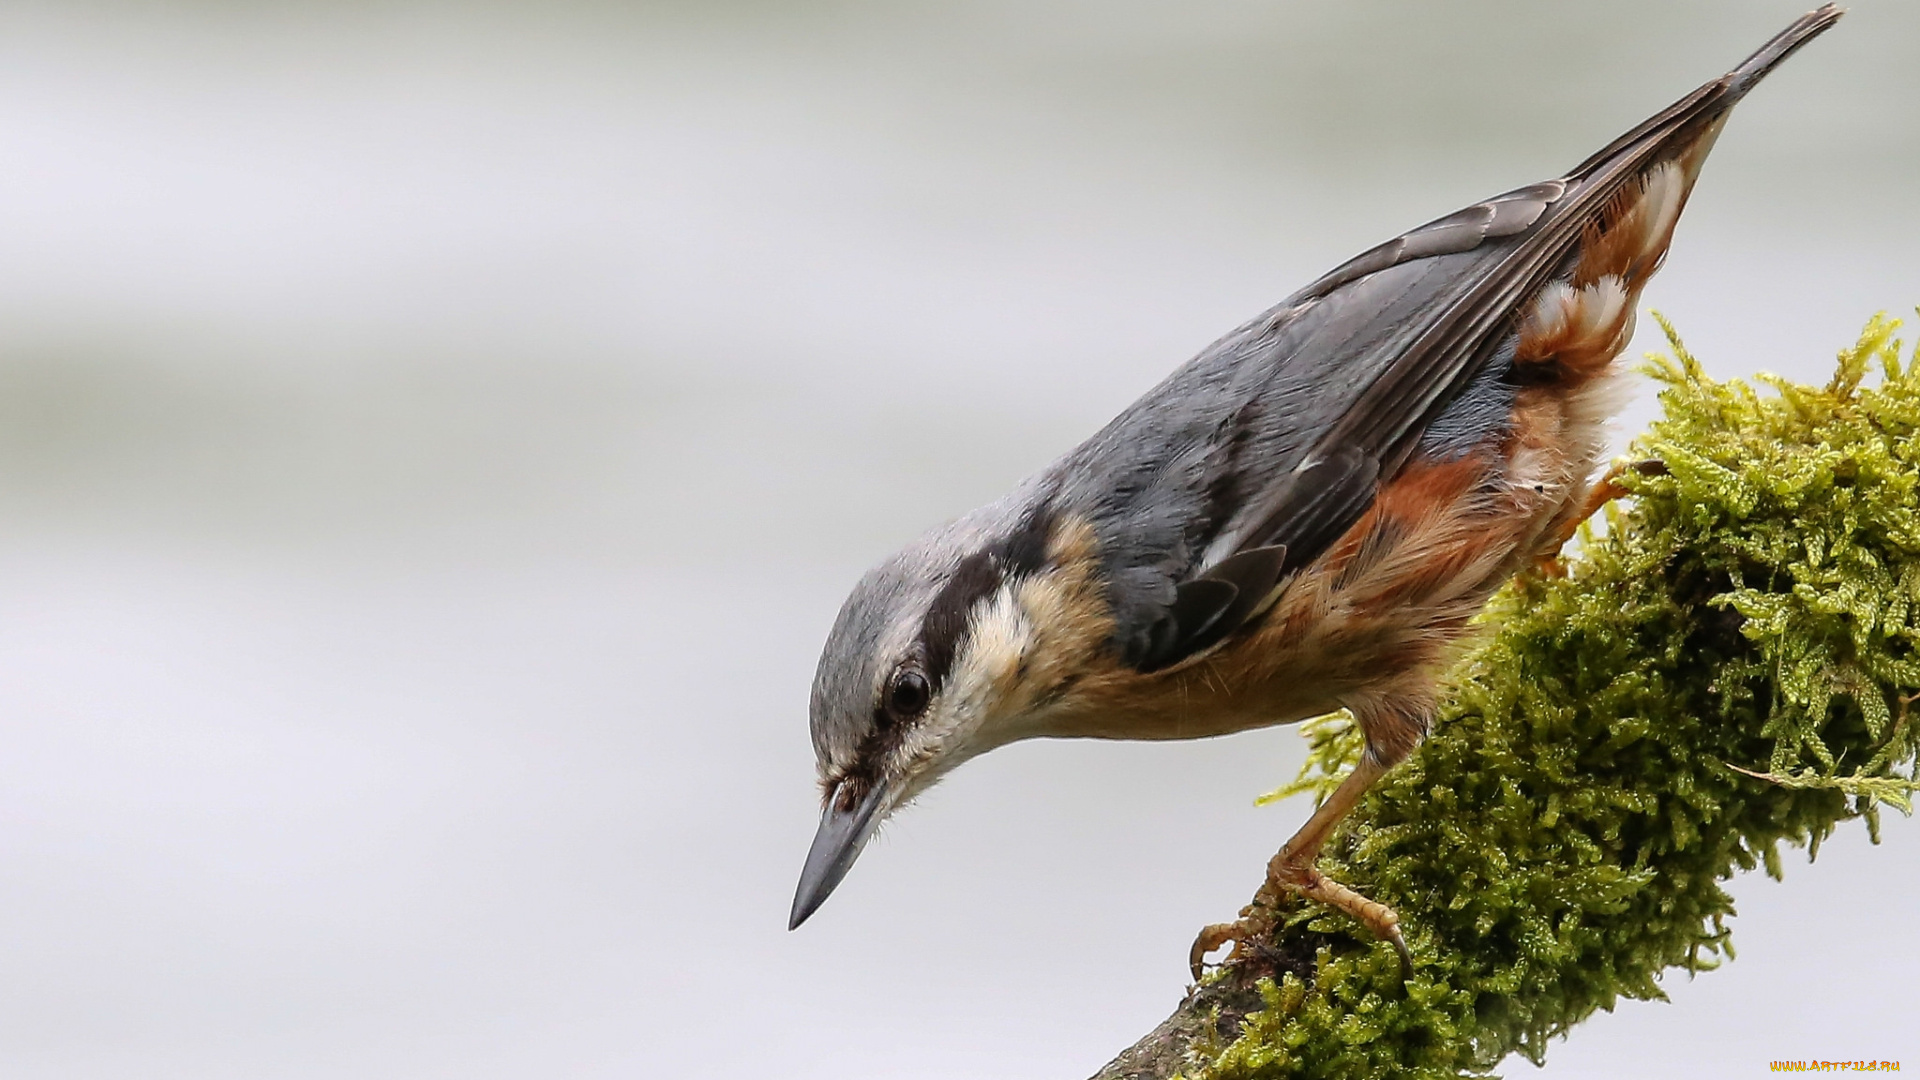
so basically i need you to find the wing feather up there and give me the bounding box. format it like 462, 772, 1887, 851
1086, 9, 1841, 671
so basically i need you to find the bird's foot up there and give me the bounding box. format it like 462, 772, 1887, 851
1188, 910, 1276, 983
1277, 857, 1413, 981
1189, 851, 1411, 983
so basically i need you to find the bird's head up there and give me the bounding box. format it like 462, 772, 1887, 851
789, 497, 1087, 929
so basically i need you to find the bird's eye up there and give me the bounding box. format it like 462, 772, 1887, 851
885, 669, 931, 721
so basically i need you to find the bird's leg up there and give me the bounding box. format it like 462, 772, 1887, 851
1535, 463, 1635, 576
1191, 705, 1425, 982
1572, 467, 1631, 529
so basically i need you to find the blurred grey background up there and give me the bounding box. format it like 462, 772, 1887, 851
0, 1, 1913, 1077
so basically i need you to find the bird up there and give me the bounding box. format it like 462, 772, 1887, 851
787, 7, 1843, 981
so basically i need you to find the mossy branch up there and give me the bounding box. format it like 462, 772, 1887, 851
1094, 313, 1920, 1080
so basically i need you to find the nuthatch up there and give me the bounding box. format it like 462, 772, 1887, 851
789, 8, 1841, 980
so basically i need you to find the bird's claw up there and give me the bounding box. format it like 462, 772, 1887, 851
1188, 917, 1270, 982
1286, 863, 1414, 984
1385, 926, 1414, 984
1193, 855, 1415, 985
1189, 913, 1411, 985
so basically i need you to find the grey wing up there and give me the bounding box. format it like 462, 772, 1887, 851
1078, 189, 1566, 672
1079, 43, 1777, 673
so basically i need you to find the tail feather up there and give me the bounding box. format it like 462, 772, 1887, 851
1728, 4, 1844, 98
1510, 8, 1842, 387
1565, 5, 1842, 184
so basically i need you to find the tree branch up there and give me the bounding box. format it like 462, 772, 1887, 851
1093, 313, 1920, 1080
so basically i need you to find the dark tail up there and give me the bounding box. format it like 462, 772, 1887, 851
1727, 4, 1844, 98
1566, 5, 1842, 183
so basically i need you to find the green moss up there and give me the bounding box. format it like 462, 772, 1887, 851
1189, 314, 1920, 1079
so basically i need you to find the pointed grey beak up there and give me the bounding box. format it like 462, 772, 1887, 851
788, 780, 888, 930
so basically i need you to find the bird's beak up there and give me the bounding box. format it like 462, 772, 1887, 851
788, 779, 888, 930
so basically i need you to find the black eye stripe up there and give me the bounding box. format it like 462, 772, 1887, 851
918, 551, 1000, 695
914, 502, 1056, 697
